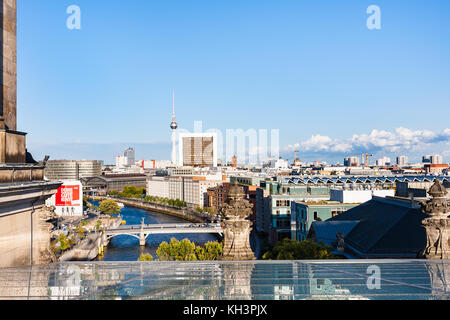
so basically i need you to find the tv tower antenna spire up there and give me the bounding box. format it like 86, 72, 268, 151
170, 90, 178, 165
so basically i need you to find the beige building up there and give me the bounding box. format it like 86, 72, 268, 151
184, 177, 224, 208
146, 175, 226, 207
146, 175, 170, 198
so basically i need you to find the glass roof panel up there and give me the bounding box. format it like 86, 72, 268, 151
1, 260, 449, 300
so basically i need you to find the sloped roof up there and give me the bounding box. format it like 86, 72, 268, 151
312, 198, 427, 258
311, 221, 359, 247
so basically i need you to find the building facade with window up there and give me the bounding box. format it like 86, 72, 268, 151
146, 175, 226, 208
291, 201, 359, 242
44, 160, 102, 181
255, 181, 330, 245
81, 174, 147, 192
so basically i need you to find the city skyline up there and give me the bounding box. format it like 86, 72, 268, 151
17, 1, 450, 163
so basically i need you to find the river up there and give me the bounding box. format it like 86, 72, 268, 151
91, 202, 263, 261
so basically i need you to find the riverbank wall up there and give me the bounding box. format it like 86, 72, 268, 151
58, 216, 122, 262
92, 196, 208, 223
59, 233, 107, 262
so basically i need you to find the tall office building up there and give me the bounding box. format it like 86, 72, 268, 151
124, 147, 135, 166
344, 157, 360, 167
179, 133, 218, 168
431, 155, 443, 164
396, 156, 408, 166
170, 91, 178, 165
423, 155, 443, 164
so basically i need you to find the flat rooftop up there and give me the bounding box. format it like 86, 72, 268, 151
1, 260, 449, 300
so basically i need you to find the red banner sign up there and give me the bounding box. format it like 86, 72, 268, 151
55, 185, 81, 207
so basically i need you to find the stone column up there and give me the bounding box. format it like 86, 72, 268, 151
0, 0, 17, 131
0, 0, 26, 164
418, 179, 450, 259
221, 183, 256, 260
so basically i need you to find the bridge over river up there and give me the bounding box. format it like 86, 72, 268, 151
100, 223, 224, 246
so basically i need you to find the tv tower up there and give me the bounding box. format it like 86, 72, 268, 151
170, 90, 178, 165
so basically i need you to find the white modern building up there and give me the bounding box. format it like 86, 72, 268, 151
376, 157, 391, 166
267, 158, 289, 169
115, 147, 136, 169
423, 154, 443, 164
115, 155, 129, 169
396, 156, 409, 166
330, 188, 396, 204
146, 176, 170, 198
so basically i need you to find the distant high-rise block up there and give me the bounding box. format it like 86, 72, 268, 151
396, 156, 408, 166
344, 156, 359, 167
423, 155, 443, 164
179, 133, 217, 168
124, 147, 135, 166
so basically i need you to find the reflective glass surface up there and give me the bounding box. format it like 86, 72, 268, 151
0, 260, 449, 300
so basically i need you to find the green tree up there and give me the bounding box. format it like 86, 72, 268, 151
96, 220, 103, 231
75, 223, 87, 240
195, 206, 203, 213
156, 239, 223, 261
262, 239, 336, 260
98, 199, 121, 215
108, 190, 120, 197
138, 253, 154, 261
58, 234, 74, 252
156, 238, 197, 261
121, 186, 146, 199
200, 241, 223, 261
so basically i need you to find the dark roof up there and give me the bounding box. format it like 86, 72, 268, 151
310, 221, 359, 247
310, 197, 427, 258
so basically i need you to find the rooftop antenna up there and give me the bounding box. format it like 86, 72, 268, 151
170, 90, 178, 165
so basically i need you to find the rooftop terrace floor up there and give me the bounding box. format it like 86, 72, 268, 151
0, 260, 449, 300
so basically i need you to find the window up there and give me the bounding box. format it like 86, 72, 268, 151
276, 200, 290, 207
314, 212, 318, 221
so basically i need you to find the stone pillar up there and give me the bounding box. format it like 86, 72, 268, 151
139, 233, 146, 246
0, 0, 17, 131
221, 183, 256, 260
418, 179, 450, 259
0, 0, 26, 164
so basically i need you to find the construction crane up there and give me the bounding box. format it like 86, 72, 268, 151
364, 152, 374, 167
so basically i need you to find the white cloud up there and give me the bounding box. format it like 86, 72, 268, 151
288, 127, 450, 156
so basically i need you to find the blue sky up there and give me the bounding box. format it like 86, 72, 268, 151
18, 0, 450, 164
